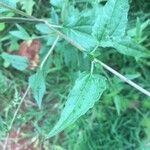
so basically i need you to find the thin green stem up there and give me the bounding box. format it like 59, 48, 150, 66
0, 17, 62, 28
40, 36, 59, 69
0, 17, 43, 23
3, 85, 30, 150
90, 45, 99, 55
90, 61, 95, 74
8, 86, 30, 130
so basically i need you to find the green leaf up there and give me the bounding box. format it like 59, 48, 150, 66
35, 23, 56, 45
63, 27, 97, 51
127, 19, 150, 43
29, 70, 46, 108
62, 5, 97, 50
92, 0, 129, 41
59, 43, 78, 68
51, 7, 59, 24
0, 0, 18, 12
1, 52, 29, 71
47, 73, 106, 137
0, 23, 5, 31
9, 24, 30, 40
19, 0, 35, 15
0, 0, 17, 8
35, 23, 52, 34
50, 0, 65, 8
98, 37, 150, 59
112, 38, 150, 58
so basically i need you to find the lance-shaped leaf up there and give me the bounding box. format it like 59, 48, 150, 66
92, 0, 129, 41
1, 52, 29, 71
0, 23, 5, 31
99, 37, 150, 59
47, 73, 106, 138
9, 24, 30, 40
29, 70, 46, 108
112, 38, 150, 59
0, 0, 17, 12
62, 5, 97, 50
0, 0, 17, 8
19, 0, 35, 15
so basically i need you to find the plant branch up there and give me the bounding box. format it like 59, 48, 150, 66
44, 21, 86, 52
94, 59, 150, 97
44, 22, 150, 97
0, 17, 43, 23
0, 2, 35, 19
0, 17, 62, 28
